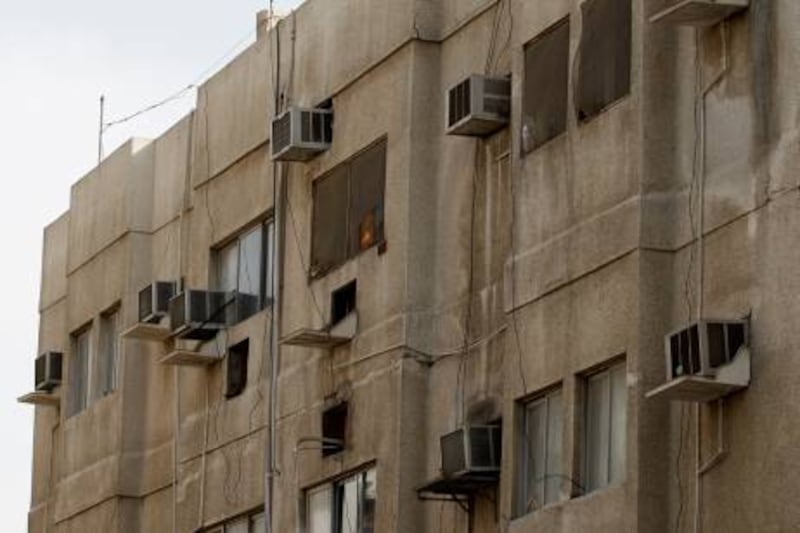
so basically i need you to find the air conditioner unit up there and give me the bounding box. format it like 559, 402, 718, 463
138, 281, 177, 324
446, 75, 510, 137
271, 107, 333, 161
665, 319, 747, 380
225, 290, 260, 326
35, 351, 63, 392
168, 290, 228, 340
650, 0, 748, 26
440, 425, 502, 478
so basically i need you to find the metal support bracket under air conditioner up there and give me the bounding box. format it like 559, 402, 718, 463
646, 346, 750, 403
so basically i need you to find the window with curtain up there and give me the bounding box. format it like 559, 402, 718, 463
518, 388, 564, 515
583, 361, 627, 492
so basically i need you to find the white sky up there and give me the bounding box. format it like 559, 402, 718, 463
0, 1, 300, 529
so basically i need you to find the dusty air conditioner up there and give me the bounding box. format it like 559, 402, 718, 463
665, 319, 747, 380
225, 290, 260, 326
35, 351, 63, 392
647, 319, 750, 402
138, 281, 177, 324
650, 0, 748, 26
446, 75, 510, 137
271, 107, 333, 161
168, 290, 228, 340
440, 425, 502, 477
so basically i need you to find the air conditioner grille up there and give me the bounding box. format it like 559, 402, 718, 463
35, 355, 46, 387
170, 292, 187, 330
670, 324, 700, 377
139, 285, 153, 322
441, 429, 466, 476
272, 111, 292, 154
300, 110, 332, 144
448, 79, 472, 128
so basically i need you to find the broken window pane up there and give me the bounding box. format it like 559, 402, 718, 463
522, 19, 570, 153
312, 165, 350, 277
348, 140, 386, 256
576, 0, 631, 121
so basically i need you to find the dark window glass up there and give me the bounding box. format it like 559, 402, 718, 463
576, 0, 631, 121
312, 165, 350, 277
311, 139, 387, 278
226, 339, 249, 398
522, 18, 570, 153
331, 281, 357, 327
322, 403, 348, 457
348, 142, 386, 257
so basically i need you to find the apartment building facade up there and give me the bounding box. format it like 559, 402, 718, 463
23, 0, 800, 532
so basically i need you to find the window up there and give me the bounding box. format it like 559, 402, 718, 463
225, 339, 249, 399
522, 18, 570, 153
517, 388, 563, 516
68, 327, 91, 417
322, 403, 348, 457
583, 362, 627, 492
214, 219, 275, 325
96, 308, 119, 398
306, 468, 377, 533
311, 139, 387, 278
331, 281, 357, 326
575, 0, 631, 121
205, 510, 265, 533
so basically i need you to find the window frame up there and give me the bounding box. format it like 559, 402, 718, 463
310, 137, 387, 280
521, 16, 571, 154
304, 465, 377, 533
581, 360, 627, 493
97, 305, 120, 398
574, 0, 632, 122
202, 508, 265, 533
68, 323, 93, 417
213, 217, 275, 325
517, 386, 564, 516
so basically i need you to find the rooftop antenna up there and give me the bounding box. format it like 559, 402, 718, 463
98, 95, 105, 165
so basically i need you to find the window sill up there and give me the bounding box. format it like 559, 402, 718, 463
511, 481, 626, 525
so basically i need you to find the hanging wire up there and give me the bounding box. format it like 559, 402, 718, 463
102, 27, 257, 132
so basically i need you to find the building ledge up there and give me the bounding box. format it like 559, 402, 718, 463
121, 322, 172, 342
159, 350, 222, 366
649, 0, 748, 27
647, 347, 750, 402
417, 473, 499, 499
18, 391, 60, 407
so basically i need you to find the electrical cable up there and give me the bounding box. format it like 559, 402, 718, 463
102, 28, 257, 132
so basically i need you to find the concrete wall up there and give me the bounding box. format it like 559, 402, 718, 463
26, 0, 800, 532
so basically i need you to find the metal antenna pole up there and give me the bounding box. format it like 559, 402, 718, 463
98, 95, 105, 165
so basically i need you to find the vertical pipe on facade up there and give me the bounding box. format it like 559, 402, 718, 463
694, 22, 729, 533
265, 7, 282, 532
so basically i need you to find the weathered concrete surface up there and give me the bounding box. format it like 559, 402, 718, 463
26, 0, 800, 532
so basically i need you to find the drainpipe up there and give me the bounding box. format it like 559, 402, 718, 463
265, 7, 283, 532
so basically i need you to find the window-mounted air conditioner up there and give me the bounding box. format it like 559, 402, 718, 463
138, 281, 177, 324
225, 290, 260, 326
665, 319, 747, 380
168, 290, 228, 340
446, 75, 510, 137
271, 107, 333, 161
35, 351, 63, 392
440, 425, 502, 478
650, 0, 748, 27
647, 319, 750, 402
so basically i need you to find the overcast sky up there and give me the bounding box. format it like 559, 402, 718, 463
0, 0, 300, 528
